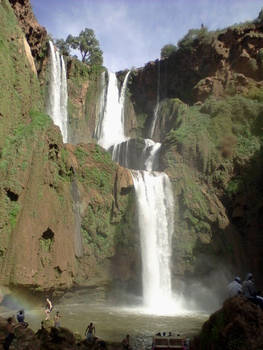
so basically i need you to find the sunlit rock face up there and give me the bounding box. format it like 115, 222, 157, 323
8, 0, 47, 64
0, 0, 139, 293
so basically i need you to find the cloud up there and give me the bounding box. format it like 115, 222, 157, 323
31, 0, 263, 72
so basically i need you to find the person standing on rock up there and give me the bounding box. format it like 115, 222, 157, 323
85, 322, 96, 342
243, 273, 263, 309
44, 297, 53, 320
122, 334, 131, 350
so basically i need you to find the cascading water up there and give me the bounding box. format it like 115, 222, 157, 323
132, 171, 174, 311
149, 60, 160, 139
94, 71, 107, 140
97, 68, 185, 313
95, 68, 185, 314
96, 71, 130, 150
111, 138, 161, 171
47, 40, 68, 143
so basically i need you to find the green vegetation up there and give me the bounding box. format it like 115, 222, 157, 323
39, 237, 53, 252
160, 44, 177, 59
55, 38, 70, 56
8, 202, 20, 230
74, 146, 89, 165
178, 26, 214, 51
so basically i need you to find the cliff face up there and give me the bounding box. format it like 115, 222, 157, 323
67, 59, 103, 144
127, 21, 263, 139
3, 0, 263, 297
0, 0, 139, 295
123, 19, 263, 287
8, 0, 47, 73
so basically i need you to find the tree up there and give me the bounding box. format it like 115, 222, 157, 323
160, 44, 177, 59
55, 39, 70, 56
66, 28, 103, 65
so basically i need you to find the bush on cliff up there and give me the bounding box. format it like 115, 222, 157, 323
177, 26, 214, 52
161, 44, 177, 59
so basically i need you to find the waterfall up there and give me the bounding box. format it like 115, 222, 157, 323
149, 60, 160, 139
95, 67, 178, 313
111, 138, 161, 171
96, 71, 130, 150
143, 139, 161, 171
47, 40, 68, 143
131, 171, 174, 309
94, 71, 107, 140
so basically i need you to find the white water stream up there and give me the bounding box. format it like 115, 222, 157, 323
97, 71, 130, 149
131, 171, 175, 312
95, 69, 183, 314
47, 40, 68, 143
149, 60, 160, 139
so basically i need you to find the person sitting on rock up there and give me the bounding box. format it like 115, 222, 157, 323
227, 276, 243, 298
3, 317, 20, 350
243, 273, 263, 309
16, 309, 28, 328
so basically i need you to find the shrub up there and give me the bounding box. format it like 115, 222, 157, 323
160, 44, 177, 59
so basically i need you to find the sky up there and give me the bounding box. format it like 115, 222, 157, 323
31, 0, 263, 72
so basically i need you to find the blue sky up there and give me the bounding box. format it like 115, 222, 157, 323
31, 0, 263, 72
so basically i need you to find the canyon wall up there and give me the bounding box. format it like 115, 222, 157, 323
2, 0, 263, 298
122, 19, 263, 288
0, 0, 139, 296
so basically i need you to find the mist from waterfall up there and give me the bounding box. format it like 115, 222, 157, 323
47, 40, 68, 143
96, 71, 130, 150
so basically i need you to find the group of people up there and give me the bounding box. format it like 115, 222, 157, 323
155, 332, 173, 337
227, 272, 263, 308
3, 297, 61, 350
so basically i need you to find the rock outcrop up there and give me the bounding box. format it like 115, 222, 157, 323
192, 296, 263, 350
8, 0, 47, 62
127, 20, 263, 140
0, 316, 122, 350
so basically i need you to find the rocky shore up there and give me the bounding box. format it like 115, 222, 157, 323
0, 316, 123, 350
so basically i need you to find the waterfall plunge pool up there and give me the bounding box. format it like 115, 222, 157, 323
0, 296, 208, 344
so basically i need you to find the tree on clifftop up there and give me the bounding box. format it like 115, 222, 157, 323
55, 39, 70, 56
66, 28, 103, 65
160, 44, 177, 59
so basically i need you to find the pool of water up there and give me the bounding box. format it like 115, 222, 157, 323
0, 294, 208, 344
